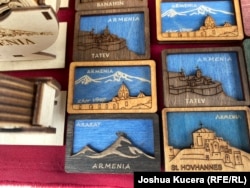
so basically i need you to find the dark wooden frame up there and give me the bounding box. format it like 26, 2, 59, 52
243, 39, 250, 88
73, 7, 150, 61
75, 0, 148, 11
162, 46, 250, 107
65, 113, 161, 173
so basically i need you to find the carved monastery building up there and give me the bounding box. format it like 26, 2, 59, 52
73, 83, 151, 110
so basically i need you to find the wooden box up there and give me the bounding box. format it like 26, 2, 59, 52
0, 73, 66, 146
73, 7, 150, 61
65, 113, 161, 173
162, 46, 250, 107
156, 0, 244, 42
162, 106, 250, 172
67, 60, 157, 114
75, 0, 148, 11
240, 0, 250, 36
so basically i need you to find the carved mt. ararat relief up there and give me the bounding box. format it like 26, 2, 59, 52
161, 4, 239, 38
72, 132, 155, 159
161, 5, 234, 18
75, 71, 151, 85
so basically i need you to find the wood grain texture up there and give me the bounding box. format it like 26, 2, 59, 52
67, 60, 157, 114
73, 7, 150, 61
75, 0, 148, 11
32, 82, 57, 127
0, 73, 35, 93
162, 106, 250, 172
65, 113, 161, 173
0, 73, 61, 132
161, 46, 250, 107
156, 0, 244, 42
243, 39, 250, 88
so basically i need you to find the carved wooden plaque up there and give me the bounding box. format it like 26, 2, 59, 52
240, 0, 250, 36
75, 0, 148, 11
162, 47, 250, 107
162, 106, 250, 172
67, 60, 157, 114
65, 113, 161, 173
73, 7, 150, 61
156, 0, 244, 42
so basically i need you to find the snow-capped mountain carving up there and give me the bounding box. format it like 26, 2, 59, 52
75, 75, 100, 85
72, 132, 155, 159
161, 9, 186, 18
162, 5, 234, 18
75, 71, 151, 85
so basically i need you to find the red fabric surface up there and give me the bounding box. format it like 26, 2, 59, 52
0, 0, 243, 187
241, 0, 250, 36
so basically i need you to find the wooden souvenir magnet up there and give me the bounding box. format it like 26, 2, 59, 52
156, 0, 244, 42
75, 0, 148, 11
162, 46, 250, 107
73, 7, 150, 61
240, 0, 250, 36
65, 113, 161, 173
162, 107, 250, 172
67, 60, 157, 114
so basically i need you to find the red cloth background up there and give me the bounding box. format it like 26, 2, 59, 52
0, 0, 243, 187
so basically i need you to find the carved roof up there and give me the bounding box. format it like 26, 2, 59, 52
204, 15, 216, 28
195, 128, 213, 133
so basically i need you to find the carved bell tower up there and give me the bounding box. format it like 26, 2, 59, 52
117, 83, 130, 99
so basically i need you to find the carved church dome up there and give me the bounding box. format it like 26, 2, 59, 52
204, 15, 216, 29
118, 83, 130, 99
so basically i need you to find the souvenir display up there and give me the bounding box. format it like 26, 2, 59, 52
2, 0, 250, 186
